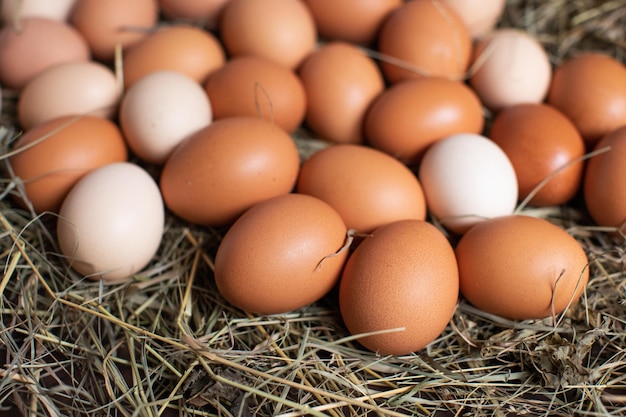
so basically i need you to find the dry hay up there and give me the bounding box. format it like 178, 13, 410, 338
1, 1, 626, 416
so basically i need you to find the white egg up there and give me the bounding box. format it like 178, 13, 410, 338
2, 0, 77, 23
440, 0, 506, 38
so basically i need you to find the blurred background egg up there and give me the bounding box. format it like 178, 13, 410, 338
17, 60, 121, 130
377, 0, 472, 83
418, 133, 518, 234
469, 29, 552, 111
120, 70, 212, 164
219, 0, 317, 69
296, 144, 426, 233
57, 162, 164, 282
8, 115, 128, 213
1, 0, 76, 23
214, 193, 348, 315
0, 17, 90, 90
298, 42, 385, 144
456, 215, 589, 320
70, 0, 158, 62
158, 0, 230, 29
440, 0, 506, 38
204, 55, 306, 133
339, 219, 459, 355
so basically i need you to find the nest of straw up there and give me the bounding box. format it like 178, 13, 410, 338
1, 1, 626, 416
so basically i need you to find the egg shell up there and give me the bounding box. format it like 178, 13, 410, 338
377, 0, 472, 83
122, 25, 226, 89
1, 0, 76, 23
70, 0, 159, 62
120, 71, 212, 164
214, 193, 348, 315
418, 133, 518, 234
548, 53, 626, 147
303, 0, 401, 45
364, 77, 484, 163
583, 126, 626, 230
456, 215, 589, 320
8, 115, 128, 213
489, 103, 586, 207
204, 55, 306, 133
57, 162, 164, 282
440, 0, 506, 38
469, 29, 552, 111
160, 116, 300, 226
296, 144, 426, 233
0, 17, 90, 90
219, 0, 317, 69
339, 219, 459, 356
17, 60, 121, 130
158, 0, 230, 29
298, 42, 385, 144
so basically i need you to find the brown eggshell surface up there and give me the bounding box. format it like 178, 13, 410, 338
489, 103, 586, 207
214, 193, 348, 315
377, 0, 472, 83
159, 0, 230, 28
204, 55, 306, 133
548, 53, 626, 147
9, 115, 128, 213
296, 144, 426, 233
365, 77, 484, 163
456, 215, 589, 320
298, 42, 385, 144
160, 117, 300, 226
339, 219, 459, 355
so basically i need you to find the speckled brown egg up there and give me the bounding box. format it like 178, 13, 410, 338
214, 193, 348, 315
489, 103, 586, 207
456, 215, 589, 321
339, 219, 459, 355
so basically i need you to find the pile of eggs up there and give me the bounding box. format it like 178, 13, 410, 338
2, 0, 626, 356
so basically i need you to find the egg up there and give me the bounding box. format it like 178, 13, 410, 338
303, 0, 401, 45
122, 25, 225, 89
296, 144, 426, 233
339, 219, 459, 356
17, 61, 121, 130
8, 115, 128, 213
377, 0, 472, 83
583, 126, 626, 231
489, 103, 586, 207
548, 53, 626, 147
120, 71, 212, 164
214, 193, 348, 315
158, 0, 230, 29
440, 0, 506, 38
0, 17, 90, 90
418, 133, 518, 234
57, 162, 164, 282
70, 0, 159, 62
364, 77, 484, 164
160, 117, 300, 226
456, 215, 590, 320
219, 0, 317, 69
469, 29, 552, 111
204, 55, 306, 133
1, 0, 76, 23
298, 42, 385, 144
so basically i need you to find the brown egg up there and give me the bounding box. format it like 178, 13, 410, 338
219, 0, 317, 69
0, 17, 90, 90
583, 126, 626, 230
296, 144, 426, 233
548, 53, 626, 147
377, 0, 472, 83
9, 115, 128, 213
158, 0, 230, 29
160, 117, 300, 226
303, 0, 401, 45
122, 25, 225, 89
339, 219, 459, 355
456, 215, 589, 321
204, 55, 306, 133
489, 103, 586, 207
70, 0, 158, 62
298, 42, 385, 144
364, 77, 484, 163
214, 193, 348, 314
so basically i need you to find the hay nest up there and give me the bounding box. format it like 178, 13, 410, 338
1, 1, 626, 416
